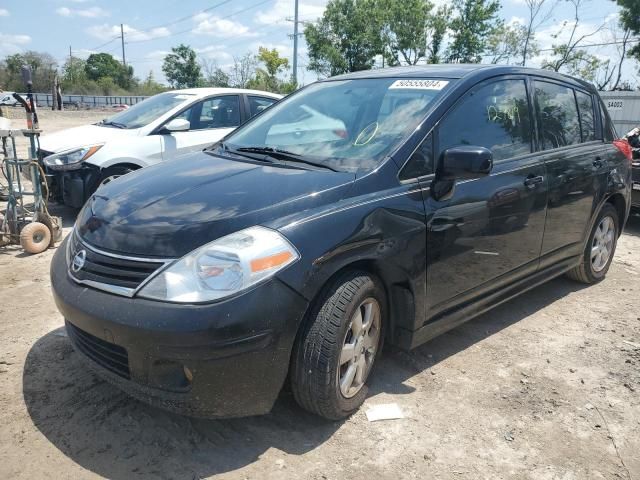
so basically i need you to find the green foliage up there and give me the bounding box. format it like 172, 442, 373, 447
447, 0, 502, 63
615, 0, 640, 61
85, 53, 133, 89
137, 71, 167, 95
1, 51, 58, 92
246, 47, 293, 93
380, 0, 433, 66
304, 0, 382, 77
486, 23, 536, 64
162, 44, 202, 89
200, 59, 231, 87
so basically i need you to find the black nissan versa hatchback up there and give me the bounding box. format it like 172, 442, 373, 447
51, 65, 632, 420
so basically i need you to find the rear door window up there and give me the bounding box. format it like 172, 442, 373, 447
534, 81, 581, 150
438, 78, 533, 161
575, 90, 596, 142
193, 95, 240, 130
248, 96, 277, 118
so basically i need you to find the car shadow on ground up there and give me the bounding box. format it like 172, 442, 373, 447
23, 275, 587, 479
625, 210, 640, 237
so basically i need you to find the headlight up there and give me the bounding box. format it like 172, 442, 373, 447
44, 145, 103, 171
137, 226, 300, 303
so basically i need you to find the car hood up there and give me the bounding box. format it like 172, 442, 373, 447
39, 124, 139, 153
75, 152, 355, 257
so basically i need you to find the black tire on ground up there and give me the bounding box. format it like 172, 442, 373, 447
20, 222, 51, 254
97, 165, 135, 189
566, 203, 619, 284
291, 270, 386, 420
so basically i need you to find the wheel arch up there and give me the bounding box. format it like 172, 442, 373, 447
101, 162, 143, 174
292, 258, 418, 352
605, 192, 627, 236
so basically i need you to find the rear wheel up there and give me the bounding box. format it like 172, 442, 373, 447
291, 271, 385, 420
566, 203, 619, 284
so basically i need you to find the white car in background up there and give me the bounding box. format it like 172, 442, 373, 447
39, 88, 281, 208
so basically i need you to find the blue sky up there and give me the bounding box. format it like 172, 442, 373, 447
0, 0, 633, 86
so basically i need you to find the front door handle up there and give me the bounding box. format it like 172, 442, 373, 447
524, 175, 544, 189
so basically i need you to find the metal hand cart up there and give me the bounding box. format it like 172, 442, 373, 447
0, 120, 61, 254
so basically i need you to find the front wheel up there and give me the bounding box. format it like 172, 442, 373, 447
291, 271, 385, 420
97, 166, 135, 189
566, 203, 619, 284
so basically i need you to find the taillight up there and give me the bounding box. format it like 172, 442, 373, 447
613, 139, 633, 162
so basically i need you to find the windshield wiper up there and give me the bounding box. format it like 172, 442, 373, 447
100, 120, 127, 129
235, 146, 338, 172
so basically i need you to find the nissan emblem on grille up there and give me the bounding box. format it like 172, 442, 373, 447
71, 250, 86, 273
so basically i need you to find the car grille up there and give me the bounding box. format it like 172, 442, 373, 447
66, 321, 130, 379
69, 231, 170, 294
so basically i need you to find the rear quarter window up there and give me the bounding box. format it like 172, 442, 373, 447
575, 90, 596, 142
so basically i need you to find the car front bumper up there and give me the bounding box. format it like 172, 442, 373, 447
50, 241, 309, 418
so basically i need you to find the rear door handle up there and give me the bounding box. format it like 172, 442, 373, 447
593, 157, 604, 168
524, 175, 544, 189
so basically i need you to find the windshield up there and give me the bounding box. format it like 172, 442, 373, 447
102, 92, 195, 129
223, 78, 453, 172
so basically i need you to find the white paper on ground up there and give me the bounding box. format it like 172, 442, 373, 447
365, 403, 405, 422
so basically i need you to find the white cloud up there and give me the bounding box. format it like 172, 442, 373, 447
0, 9, 9, 16
254, 0, 328, 25
56, 6, 109, 18
0, 32, 31, 56
192, 14, 256, 38
145, 50, 170, 60
194, 45, 234, 64
86, 24, 170, 42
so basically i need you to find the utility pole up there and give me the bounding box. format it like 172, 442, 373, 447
120, 23, 126, 67
69, 45, 72, 63
293, 0, 299, 85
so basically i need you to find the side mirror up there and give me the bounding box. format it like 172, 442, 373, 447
439, 145, 493, 181
163, 118, 190, 132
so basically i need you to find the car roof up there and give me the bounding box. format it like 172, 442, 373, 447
170, 87, 283, 99
325, 64, 595, 91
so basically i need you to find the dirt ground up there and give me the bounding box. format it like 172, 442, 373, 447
1, 110, 639, 480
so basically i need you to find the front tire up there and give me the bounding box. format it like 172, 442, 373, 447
291, 271, 385, 420
566, 203, 619, 284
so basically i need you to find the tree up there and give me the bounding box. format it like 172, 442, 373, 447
200, 59, 230, 87
85, 53, 134, 89
541, 0, 604, 73
425, 6, 450, 64
162, 44, 202, 89
447, 0, 502, 63
247, 47, 295, 93
138, 71, 166, 95
229, 53, 257, 88
304, 0, 381, 77
4, 51, 58, 92
379, 0, 433, 66
614, 0, 640, 61
485, 23, 535, 64
594, 22, 632, 90
522, 0, 555, 66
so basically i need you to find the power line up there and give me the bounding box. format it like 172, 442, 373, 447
131, 0, 234, 36
126, 0, 275, 44
537, 37, 640, 52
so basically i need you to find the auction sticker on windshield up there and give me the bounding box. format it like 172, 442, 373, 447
389, 79, 449, 90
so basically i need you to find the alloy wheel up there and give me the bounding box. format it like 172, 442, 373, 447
337, 298, 381, 398
591, 215, 615, 272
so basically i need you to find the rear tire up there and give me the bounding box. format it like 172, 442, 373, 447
566, 203, 619, 284
291, 270, 385, 420
20, 222, 51, 254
